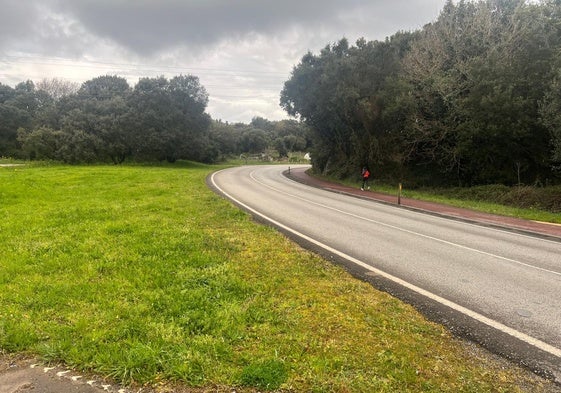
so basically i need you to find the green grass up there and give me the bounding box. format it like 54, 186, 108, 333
0, 163, 556, 392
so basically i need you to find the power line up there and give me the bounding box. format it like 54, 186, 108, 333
0, 54, 290, 78
0, 54, 289, 106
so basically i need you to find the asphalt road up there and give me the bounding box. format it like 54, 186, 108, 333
210, 164, 561, 383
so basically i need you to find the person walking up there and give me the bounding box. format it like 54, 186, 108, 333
361, 166, 370, 190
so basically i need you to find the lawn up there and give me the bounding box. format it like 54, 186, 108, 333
0, 162, 556, 392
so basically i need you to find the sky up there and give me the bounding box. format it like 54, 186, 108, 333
0, 0, 447, 124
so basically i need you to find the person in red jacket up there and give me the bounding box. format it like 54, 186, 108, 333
361, 166, 370, 190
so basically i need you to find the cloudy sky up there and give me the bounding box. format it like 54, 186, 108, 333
0, 0, 447, 123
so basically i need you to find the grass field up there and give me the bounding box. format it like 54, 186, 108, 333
0, 162, 557, 392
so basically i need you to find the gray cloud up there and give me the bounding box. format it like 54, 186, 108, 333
0, 0, 446, 122
53, 0, 368, 56
0, 2, 40, 52
5, 0, 442, 57
1, 1, 93, 58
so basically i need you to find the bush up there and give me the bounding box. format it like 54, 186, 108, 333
499, 186, 561, 213
422, 184, 561, 213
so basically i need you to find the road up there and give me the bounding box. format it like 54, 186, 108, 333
210, 164, 561, 382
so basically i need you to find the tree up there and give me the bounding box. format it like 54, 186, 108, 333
0, 83, 15, 104
398, 0, 556, 185
541, 68, 561, 170
18, 126, 60, 160
60, 75, 132, 163
127, 75, 211, 162
208, 120, 240, 160
281, 39, 357, 175
251, 116, 274, 133
78, 75, 130, 100
36, 78, 79, 101
0, 82, 36, 157
281, 36, 412, 178
18, 126, 102, 163
0, 103, 30, 157
453, 0, 557, 184
239, 128, 269, 154
280, 1, 561, 186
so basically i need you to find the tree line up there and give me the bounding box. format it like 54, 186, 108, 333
281, 0, 561, 187
0, 75, 310, 164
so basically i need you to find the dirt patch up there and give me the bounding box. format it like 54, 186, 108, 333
0, 353, 246, 393
0, 354, 122, 393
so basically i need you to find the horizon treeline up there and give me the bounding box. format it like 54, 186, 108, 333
0, 75, 310, 164
282, 0, 561, 186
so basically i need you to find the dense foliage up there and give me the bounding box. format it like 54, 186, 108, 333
281, 0, 561, 186
0, 76, 310, 164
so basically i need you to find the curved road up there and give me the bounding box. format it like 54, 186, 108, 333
210, 165, 561, 382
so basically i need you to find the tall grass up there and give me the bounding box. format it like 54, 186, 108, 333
0, 163, 555, 391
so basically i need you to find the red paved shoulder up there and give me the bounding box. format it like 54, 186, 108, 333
286, 166, 561, 240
